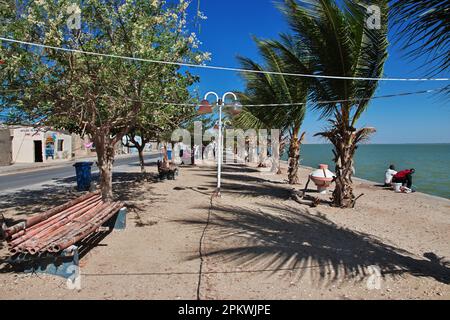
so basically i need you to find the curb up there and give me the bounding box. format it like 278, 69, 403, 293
0, 153, 157, 177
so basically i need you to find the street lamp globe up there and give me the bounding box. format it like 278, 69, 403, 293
227, 102, 243, 116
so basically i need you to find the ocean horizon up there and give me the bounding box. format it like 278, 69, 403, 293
283, 143, 450, 199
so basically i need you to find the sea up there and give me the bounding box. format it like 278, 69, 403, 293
286, 144, 450, 199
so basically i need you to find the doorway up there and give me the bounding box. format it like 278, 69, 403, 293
34, 140, 43, 163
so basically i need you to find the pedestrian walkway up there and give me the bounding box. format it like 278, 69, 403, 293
0, 153, 147, 176
0, 163, 449, 299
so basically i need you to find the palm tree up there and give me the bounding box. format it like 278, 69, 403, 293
234, 38, 308, 184
391, 0, 449, 77
274, 0, 389, 207
232, 98, 291, 175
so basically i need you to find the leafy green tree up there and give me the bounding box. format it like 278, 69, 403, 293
123, 73, 198, 172
0, 0, 207, 200
234, 38, 308, 184
277, 0, 389, 207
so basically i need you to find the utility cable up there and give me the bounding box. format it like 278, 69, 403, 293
1, 37, 449, 82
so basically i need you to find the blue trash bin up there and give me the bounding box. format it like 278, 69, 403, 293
73, 162, 94, 191
167, 150, 172, 160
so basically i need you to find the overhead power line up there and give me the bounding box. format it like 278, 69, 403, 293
121, 87, 442, 108
1, 86, 443, 108
1, 37, 449, 82
239, 88, 444, 108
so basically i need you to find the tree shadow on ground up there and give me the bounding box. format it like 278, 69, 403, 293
201, 180, 293, 200
178, 203, 450, 286
0, 185, 84, 219
0, 172, 161, 220
197, 172, 288, 186
0, 171, 164, 272
200, 164, 261, 174
197, 164, 332, 204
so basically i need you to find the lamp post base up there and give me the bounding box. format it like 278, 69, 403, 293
212, 188, 222, 198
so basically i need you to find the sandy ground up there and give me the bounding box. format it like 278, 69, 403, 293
0, 162, 449, 300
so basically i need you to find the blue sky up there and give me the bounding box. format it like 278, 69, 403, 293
185, 0, 450, 144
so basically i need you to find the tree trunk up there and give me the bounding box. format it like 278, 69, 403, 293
332, 140, 356, 208
95, 135, 115, 202
138, 147, 146, 173
162, 143, 170, 168
288, 131, 300, 185
191, 138, 195, 166
277, 135, 285, 175
170, 142, 175, 164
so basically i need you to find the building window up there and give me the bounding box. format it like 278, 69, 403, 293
57, 139, 64, 152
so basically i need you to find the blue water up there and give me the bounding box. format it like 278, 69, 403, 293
289, 144, 450, 199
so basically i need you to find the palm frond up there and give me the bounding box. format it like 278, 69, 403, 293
278, 0, 389, 125
391, 0, 450, 77
354, 127, 376, 144
236, 36, 308, 135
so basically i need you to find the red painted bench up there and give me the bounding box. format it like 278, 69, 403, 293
1, 191, 125, 256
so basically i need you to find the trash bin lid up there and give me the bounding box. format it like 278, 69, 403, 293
73, 162, 94, 167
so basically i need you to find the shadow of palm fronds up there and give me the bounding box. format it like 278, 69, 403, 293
0, 184, 83, 217
197, 173, 287, 185
201, 181, 292, 200
178, 203, 450, 286
199, 164, 261, 175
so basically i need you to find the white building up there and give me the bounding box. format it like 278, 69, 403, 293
10, 126, 73, 164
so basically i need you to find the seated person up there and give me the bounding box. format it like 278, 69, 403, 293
392, 168, 415, 189
384, 165, 397, 187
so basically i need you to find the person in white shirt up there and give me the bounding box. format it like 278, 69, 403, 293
385, 165, 397, 187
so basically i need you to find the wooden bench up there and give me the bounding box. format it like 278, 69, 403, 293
0, 191, 126, 278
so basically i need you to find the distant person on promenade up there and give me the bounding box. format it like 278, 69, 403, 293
212, 141, 217, 160
392, 168, 416, 189
384, 165, 397, 187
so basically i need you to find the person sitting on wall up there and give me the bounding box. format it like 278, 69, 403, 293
392, 168, 416, 189
384, 164, 397, 187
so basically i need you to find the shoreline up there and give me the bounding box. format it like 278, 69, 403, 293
285, 143, 450, 200
297, 163, 450, 203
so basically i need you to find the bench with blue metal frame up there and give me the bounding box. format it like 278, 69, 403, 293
0, 194, 127, 280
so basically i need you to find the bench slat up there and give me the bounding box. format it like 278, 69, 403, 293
4, 193, 123, 256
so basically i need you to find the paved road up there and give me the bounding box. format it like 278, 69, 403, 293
0, 153, 159, 192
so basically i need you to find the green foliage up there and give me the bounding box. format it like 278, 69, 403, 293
278, 0, 389, 127
126, 72, 198, 148
0, 0, 206, 140
274, 0, 389, 205
234, 37, 308, 138
0, 0, 207, 199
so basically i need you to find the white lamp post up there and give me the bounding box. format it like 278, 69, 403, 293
202, 91, 238, 197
